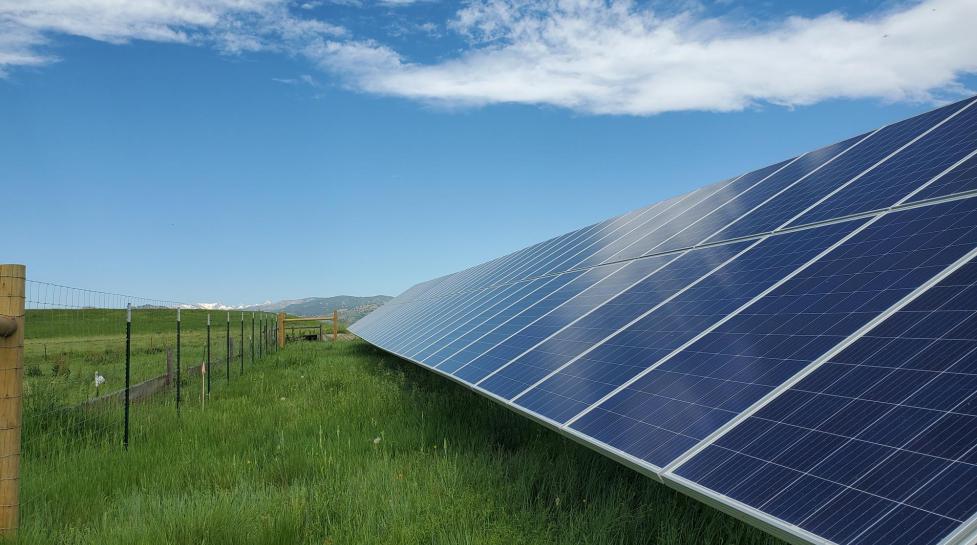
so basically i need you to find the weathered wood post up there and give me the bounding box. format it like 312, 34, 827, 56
165, 349, 174, 386
332, 310, 338, 342
0, 264, 26, 536
277, 312, 285, 350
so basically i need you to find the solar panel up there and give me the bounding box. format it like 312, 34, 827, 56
672, 257, 977, 545
351, 94, 977, 545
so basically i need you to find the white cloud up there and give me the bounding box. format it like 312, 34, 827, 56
272, 73, 320, 86
2, 0, 975, 116
322, 0, 977, 115
0, 20, 48, 76
0, 0, 344, 71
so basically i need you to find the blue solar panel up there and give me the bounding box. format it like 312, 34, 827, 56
499, 218, 630, 285
513, 219, 863, 423
473, 203, 658, 290
474, 221, 605, 287
573, 192, 711, 268
421, 221, 591, 298
477, 242, 755, 400
448, 264, 637, 382
522, 206, 659, 279
790, 98, 977, 225
706, 101, 965, 243
350, 95, 977, 545
604, 160, 794, 261
422, 271, 586, 366
909, 150, 977, 203
572, 197, 977, 472
439, 266, 622, 374
467, 251, 689, 387
673, 245, 977, 545
410, 275, 564, 361
393, 208, 690, 359
396, 284, 528, 356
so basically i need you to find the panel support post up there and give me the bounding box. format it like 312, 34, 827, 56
277, 312, 285, 350
0, 264, 25, 537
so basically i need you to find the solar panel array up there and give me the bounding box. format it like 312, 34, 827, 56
350, 94, 977, 545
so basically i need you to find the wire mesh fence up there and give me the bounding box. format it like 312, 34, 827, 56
19, 280, 280, 522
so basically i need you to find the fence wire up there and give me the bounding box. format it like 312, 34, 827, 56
19, 280, 279, 523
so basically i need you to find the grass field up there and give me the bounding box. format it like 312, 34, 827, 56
22, 309, 342, 406
18, 339, 783, 545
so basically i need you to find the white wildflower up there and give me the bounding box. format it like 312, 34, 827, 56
94, 373, 105, 387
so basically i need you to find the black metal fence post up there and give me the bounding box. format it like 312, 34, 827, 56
176, 308, 181, 412
124, 303, 131, 450
206, 313, 212, 395
226, 311, 230, 381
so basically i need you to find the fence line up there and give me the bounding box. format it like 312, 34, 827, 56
16, 273, 282, 536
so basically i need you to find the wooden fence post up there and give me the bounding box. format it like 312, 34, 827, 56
165, 349, 173, 386
277, 312, 286, 349
0, 264, 26, 536
332, 310, 338, 342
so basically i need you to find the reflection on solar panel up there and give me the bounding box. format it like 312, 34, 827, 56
350, 94, 977, 545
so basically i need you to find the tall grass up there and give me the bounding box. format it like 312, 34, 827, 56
17, 340, 782, 545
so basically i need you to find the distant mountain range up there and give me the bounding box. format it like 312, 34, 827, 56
193, 296, 392, 324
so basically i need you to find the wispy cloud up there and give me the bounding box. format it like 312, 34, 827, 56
321, 0, 977, 115
2, 0, 976, 116
272, 73, 320, 86
0, 0, 344, 69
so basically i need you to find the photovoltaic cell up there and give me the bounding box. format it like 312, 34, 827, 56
673, 257, 977, 545
707, 100, 965, 243
514, 219, 862, 424
410, 275, 563, 361
399, 283, 531, 356
604, 160, 793, 261
350, 94, 977, 545
573, 197, 977, 471
791, 98, 977, 225
575, 183, 735, 268
423, 271, 586, 367
908, 151, 977, 203
475, 250, 699, 394
438, 265, 624, 374
574, 192, 708, 268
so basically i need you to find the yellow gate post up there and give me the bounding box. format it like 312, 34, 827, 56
277, 312, 286, 350
0, 265, 25, 536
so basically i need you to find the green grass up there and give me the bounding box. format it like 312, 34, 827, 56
23, 309, 278, 405
18, 340, 784, 545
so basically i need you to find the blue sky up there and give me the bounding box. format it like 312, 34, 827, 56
3, 0, 976, 305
